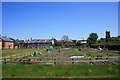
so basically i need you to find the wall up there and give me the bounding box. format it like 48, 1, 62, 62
2, 41, 14, 49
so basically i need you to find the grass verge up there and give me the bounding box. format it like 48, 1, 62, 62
2, 64, 119, 78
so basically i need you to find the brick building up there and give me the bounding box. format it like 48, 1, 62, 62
19, 38, 54, 49
0, 36, 14, 49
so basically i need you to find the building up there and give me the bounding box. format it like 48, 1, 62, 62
72, 40, 77, 44
76, 40, 87, 44
79, 40, 87, 44
0, 36, 14, 49
57, 39, 87, 44
19, 38, 54, 49
57, 40, 73, 44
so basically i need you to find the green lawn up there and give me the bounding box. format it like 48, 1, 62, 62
1, 48, 44, 57
2, 64, 119, 78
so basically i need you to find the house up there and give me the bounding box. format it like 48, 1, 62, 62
0, 36, 14, 49
19, 38, 54, 49
72, 40, 77, 44
79, 40, 87, 44
57, 39, 87, 45
57, 40, 73, 44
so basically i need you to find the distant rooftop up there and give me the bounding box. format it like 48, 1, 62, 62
19, 38, 53, 43
0, 36, 13, 42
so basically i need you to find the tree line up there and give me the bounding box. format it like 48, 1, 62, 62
8, 33, 120, 50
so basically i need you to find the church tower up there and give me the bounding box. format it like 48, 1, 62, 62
106, 31, 110, 42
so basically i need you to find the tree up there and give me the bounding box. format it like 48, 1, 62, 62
53, 38, 58, 46
118, 35, 120, 38
9, 37, 19, 46
75, 41, 82, 46
61, 35, 69, 42
14, 40, 19, 46
9, 37, 15, 41
87, 33, 98, 45
65, 44, 75, 47
98, 38, 106, 44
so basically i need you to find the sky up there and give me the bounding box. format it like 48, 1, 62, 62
2, 2, 118, 40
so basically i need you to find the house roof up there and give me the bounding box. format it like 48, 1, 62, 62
0, 36, 13, 42
19, 39, 52, 44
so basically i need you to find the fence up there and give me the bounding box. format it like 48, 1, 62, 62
3, 52, 33, 58
1, 56, 120, 65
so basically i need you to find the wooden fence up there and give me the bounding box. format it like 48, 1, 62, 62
2, 52, 33, 59
1, 56, 120, 65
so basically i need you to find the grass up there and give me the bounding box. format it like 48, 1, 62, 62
1, 48, 119, 62
28, 48, 82, 58
2, 64, 119, 78
81, 49, 119, 57
74, 49, 90, 57
1, 48, 120, 78
2, 48, 119, 58
87, 52, 119, 57
1, 48, 44, 57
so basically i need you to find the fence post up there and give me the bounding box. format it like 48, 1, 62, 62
89, 57, 92, 64
54, 58, 56, 65
20, 54, 21, 58
72, 58, 74, 64
11, 55, 12, 63
89, 58, 91, 60
40, 58, 42, 61
106, 57, 108, 60
4, 57, 6, 64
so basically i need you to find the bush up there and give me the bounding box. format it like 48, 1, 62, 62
75, 41, 82, 46
65, 44, 75, 47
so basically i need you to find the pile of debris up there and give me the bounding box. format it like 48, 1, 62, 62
16, 59, 37, 64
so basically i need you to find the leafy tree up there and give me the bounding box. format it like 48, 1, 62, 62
97, 38, 106, 44
87, 33, 98, 45
118, 36, 120, 38
14, 40, 19, 46
9, 37, 19, 46
53, 38, 58, 46
99, 37, 120, 45
75, 41, 82, 46
81, 44, 87, 47
9, 37, 15, 41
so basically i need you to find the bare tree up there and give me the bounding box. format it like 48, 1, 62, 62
62, 35, 69, 42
